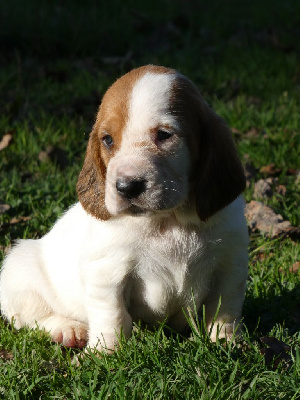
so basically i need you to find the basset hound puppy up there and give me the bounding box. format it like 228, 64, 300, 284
0, 65, 248, 351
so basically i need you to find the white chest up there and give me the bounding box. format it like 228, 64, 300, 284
126, 224, 216, 324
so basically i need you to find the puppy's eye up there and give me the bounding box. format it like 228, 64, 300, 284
157, 130, 173, 142
102, 134, 114, 149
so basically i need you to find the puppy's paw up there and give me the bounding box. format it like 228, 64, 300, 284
39, 315, 88, 348
88, 335, 117, 353
208, 320, 240, 342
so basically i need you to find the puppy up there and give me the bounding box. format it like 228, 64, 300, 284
0, 65, 248, 350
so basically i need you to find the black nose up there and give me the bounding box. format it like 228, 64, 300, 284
116, 177, 147, 199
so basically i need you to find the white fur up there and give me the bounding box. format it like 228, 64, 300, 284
125, 72, 178, 139
0, 68, 249, 351
0, 198, 248, 349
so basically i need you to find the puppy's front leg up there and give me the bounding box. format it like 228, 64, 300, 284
83, 258, 132, 352
204, 250, 248, 341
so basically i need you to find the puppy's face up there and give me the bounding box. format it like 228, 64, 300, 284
99, 69, 190, 216
77, 66, 246, 221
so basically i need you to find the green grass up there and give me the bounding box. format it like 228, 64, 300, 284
1, 322, 299, 399
0, 0, 299, 398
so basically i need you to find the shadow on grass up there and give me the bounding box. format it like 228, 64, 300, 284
243, 282, 300, 336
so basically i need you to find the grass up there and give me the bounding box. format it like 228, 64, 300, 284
0, 0, 299, 398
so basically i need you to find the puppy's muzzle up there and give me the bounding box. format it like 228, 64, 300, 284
116, 177, 147, 200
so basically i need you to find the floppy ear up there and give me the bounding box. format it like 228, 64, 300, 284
76, 128, 111, 220
195, 106, 246, 221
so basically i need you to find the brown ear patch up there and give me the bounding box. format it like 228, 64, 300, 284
170, 74, 246, 221
76, 131, 111, 220
195, 111, 246, 221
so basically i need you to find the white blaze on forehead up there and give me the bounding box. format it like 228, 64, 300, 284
124, 71, 177, 141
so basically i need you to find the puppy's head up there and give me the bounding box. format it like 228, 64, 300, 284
77, 65, 245, 221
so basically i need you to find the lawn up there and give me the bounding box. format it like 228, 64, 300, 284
0, 0, 299, 398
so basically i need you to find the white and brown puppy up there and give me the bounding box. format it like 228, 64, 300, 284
0, 65, 248, 350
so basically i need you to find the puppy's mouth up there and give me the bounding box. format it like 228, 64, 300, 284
117, 198, 168, 217
126, 204, 149, 216
120, 200, 180, 217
